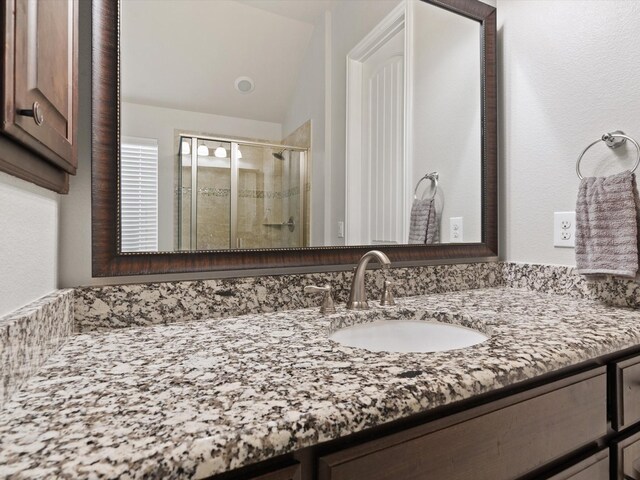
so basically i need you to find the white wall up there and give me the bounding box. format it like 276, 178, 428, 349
499, 0, 640, 265
412, 0, 482, 243
282, 11, 329, 246
122, 102, 282, 250
0, 172, 58, 316
121, 0, 314, 124
58, 0, 92, 288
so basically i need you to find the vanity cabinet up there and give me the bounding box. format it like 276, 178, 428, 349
317, 369, 606, 480
209, 348, 640, 480
247, 464, 301, 480
549, 451, 610, 480
616, 431, 640, 480
613, 354, 640, 431
0, 0, 78, 193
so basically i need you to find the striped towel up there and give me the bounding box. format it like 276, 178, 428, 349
408, 198, 439, 244
575, 170, 640, 279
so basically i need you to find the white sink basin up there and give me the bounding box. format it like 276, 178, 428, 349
329, 320, 488, 353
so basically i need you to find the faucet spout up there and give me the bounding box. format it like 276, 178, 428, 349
347, 250, 391, 310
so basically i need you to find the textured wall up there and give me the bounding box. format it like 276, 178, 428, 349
498, 0, 640, 265
0, 172, 59, 317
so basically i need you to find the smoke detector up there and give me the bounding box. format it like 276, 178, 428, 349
234, 76, 255, 94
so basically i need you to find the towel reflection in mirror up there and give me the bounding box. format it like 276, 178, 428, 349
409, 172, 441, 244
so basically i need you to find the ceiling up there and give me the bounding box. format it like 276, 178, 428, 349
236, 0, 334, 25
121, 0, 326, 124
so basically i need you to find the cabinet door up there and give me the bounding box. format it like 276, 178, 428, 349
2, 0, 78, 173
319, 369, 607, 480
617, 430, 640, 480
248, 464, 301, 480
614, 354, 640, 432
548, 450, 609, 480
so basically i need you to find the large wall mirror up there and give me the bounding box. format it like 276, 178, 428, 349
92, 0, 496, 276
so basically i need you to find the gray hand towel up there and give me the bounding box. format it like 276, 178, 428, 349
408, 198, 439, 244
575, 170, 640, 279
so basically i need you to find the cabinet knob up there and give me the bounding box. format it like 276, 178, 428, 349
17, 101, 44, 126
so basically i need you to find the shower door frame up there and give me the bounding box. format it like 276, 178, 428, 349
178, 133, 308, 251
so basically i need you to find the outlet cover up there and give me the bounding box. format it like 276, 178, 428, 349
450, 217, 463, 243
554, 212, 576, 248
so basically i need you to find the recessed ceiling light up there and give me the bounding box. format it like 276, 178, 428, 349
235, 76, 255, 94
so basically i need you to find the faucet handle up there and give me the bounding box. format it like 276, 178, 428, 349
380, 280, 396, 306
304, 284, 337, 314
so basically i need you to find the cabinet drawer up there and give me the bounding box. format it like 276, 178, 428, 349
319, 368, 607, 480
248, 464, 301, 480
615, 355, 640, 431
548, 450, 609, 480
617, 430, 640, 480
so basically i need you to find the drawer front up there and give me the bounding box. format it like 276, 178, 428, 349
548, 450, 609, 480
319, 369, 607, 480
249, 464, 301, 480
615, 355, 640, 431
617, 430, 640, 480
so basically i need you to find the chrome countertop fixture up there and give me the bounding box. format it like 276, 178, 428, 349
304, 284, 336, 314
347, 250, 391, 310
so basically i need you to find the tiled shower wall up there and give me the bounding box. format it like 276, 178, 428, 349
175, 127, 310, 250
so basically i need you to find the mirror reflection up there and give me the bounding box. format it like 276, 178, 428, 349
120, 0, 482, 252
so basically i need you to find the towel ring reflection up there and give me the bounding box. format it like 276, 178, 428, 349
576, 131, 640, 179
414, 172, 439, 200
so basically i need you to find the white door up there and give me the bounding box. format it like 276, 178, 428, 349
346, 18, 406, 245
361, 30, 404, 245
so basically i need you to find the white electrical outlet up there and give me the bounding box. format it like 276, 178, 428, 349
450, 217, 463, 243
337, 221, 345, 238
554, 212, 576, 248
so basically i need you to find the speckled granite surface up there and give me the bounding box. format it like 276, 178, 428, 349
74, 262, 503, 332
74, 261, 640, 333
0, 289, 74, 409
504, 262, 640, 307
2, 287, 640, 479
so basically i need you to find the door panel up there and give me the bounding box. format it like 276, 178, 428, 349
3, 0, 77, 172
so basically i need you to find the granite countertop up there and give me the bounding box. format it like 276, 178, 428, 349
2, 287, 640, 479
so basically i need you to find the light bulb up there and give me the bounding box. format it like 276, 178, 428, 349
181, 141, 190, 155
214, 146, 227, 158
197, 145, 209, 156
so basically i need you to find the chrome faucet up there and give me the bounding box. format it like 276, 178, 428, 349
347, 250, 391, 310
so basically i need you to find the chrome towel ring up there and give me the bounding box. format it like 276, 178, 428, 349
414, 172, 439, 200
576, 130, 640, 179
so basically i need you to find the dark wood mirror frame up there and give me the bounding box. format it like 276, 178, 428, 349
91, 0, 497, 277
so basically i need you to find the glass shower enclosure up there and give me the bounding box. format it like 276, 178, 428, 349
177, 135, 309, 250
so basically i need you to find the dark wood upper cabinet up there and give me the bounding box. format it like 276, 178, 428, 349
0, 0, 78, 193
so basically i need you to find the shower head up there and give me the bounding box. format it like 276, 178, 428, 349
272, 149, 287, 161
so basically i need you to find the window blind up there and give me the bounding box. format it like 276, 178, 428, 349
120, 136, 159, 252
